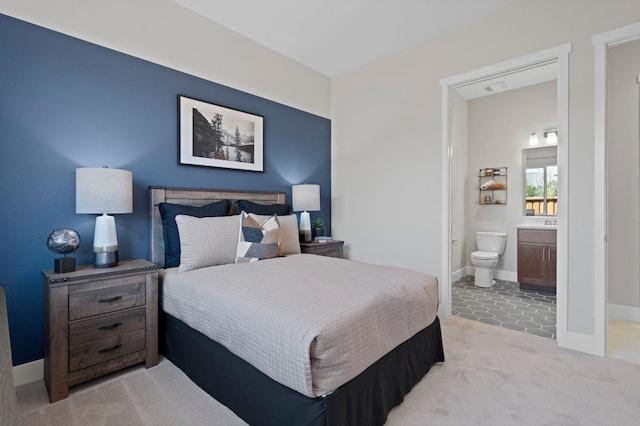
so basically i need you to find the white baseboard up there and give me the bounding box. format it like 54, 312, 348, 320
451, 267, 466, 282
562, 330, 605, 356
13, 358, 43, 386
608, 303, 640, 322
493, 269, 517, 282
463, 267, 517, 283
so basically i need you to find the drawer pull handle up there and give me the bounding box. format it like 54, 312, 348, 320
98, 296, 123, 304
98, 344, 122, 354
99, 322, 123, 331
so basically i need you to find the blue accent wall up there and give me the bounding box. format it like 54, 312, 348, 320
0, 14, 331, 365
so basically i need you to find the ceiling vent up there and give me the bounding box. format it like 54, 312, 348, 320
484, 81, 509, 93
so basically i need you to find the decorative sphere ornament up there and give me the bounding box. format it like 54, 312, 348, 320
47, 229, 81, 255
47, 229, 80, 273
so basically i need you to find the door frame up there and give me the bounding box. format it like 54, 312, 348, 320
440, 44, 571, 347
593, 21, 640, 356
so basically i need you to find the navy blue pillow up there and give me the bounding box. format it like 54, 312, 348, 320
158, 201, 229, 267
237, 200, 290, 216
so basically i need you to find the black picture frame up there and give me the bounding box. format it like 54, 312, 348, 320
178, 95, 264, 171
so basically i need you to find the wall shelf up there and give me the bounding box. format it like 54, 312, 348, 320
478, 167, 507, 205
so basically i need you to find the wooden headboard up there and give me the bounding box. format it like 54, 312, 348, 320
149, 186, 286, 267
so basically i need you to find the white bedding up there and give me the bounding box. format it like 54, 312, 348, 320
161, 254, 438, 398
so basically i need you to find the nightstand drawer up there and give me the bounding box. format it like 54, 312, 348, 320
300, 241, 344, 258
69, 280, 145, 320
69, 329, 146, 372
308, 244, 342, 257
69, 307, 146, 347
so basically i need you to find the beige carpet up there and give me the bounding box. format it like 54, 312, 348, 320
17, 316, 640, 425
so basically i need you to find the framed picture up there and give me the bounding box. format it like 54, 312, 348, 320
179, 95, 264, 172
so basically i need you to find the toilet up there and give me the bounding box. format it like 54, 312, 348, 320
470, 232, 507, 288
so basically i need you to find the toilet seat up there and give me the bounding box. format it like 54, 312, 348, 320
471, 251, 498, 260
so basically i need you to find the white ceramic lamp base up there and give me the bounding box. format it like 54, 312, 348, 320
93, 213, 119, 268
299, 211, 312, 242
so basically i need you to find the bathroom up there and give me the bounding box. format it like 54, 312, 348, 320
450, 65, 558, 339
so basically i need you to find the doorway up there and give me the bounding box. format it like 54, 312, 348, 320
440, 44, 571, 346
593, 21, 640, 361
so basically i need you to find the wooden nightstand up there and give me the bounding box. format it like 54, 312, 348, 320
42, 259, 159, 402
300, 240, 344, 258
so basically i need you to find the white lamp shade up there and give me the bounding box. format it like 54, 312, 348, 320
292, 184, 320, 212
529, 133, 539, 146
76, 167, 133, 214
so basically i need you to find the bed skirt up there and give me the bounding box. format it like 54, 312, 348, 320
162, 313, 444, 426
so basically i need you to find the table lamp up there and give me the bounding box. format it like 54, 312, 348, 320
292, 184, 320, 242
76, 167, 133, 268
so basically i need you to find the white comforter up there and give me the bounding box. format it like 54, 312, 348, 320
161, 254, 438, 397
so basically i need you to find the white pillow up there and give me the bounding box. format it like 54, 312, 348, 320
175, 214, 240, 272
249, 213, 300, 255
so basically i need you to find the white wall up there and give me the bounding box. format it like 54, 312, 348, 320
0, 0, 331, 119
332, 1, 640, 337
607, 39, 640, 308
6, 0, 640, 349
464, 81, 557, 276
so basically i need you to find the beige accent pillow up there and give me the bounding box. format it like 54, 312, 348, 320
249, 213, 300, 255
175, 214, 240, 272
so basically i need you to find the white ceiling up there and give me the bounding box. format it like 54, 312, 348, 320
172, 0, 522, 77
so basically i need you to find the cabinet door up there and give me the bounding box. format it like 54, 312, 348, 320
517, 242, 546, 285
546, 244, 557, 287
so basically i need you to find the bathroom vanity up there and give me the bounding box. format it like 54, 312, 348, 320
517, 226, 557, 294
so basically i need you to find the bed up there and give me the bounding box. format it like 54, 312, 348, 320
150, 186, 444, 425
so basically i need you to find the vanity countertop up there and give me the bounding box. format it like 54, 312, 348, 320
516, 223, 557, 230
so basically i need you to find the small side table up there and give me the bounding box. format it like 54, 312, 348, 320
42, 259, 158, 402
300, 240, 344, 258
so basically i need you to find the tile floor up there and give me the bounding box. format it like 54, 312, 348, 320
452, 275, 557, 339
